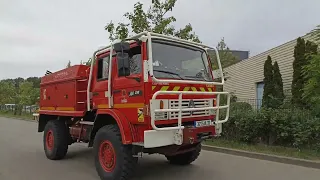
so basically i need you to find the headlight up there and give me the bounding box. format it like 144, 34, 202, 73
209, 98, 216, 115
151, 99, 169, 120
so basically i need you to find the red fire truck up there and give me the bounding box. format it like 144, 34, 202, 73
38, 32, 230, 180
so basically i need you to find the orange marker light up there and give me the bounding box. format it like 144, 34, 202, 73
160, 100, 164, 109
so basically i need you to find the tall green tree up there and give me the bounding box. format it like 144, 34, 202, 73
0, 81, 15, 105
302, 39, 319, 108
273, 61, 284, 108
19, 81, 34, 106
302, 54, 320, 108
305, 40, 318, 62
209, 37, 239, 69
26, 77, 41, 88
262, 55, 274, 108
0, 78, 40, 106
292, 37, 306, 107
66, 60, 71, 68
105, 0, 200, 43
308, 24, 320, 42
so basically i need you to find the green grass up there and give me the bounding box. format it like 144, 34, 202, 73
0, 111, 34, 120
204, 138, 320, 161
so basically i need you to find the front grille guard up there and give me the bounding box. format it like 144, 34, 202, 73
150, 91, 230, 131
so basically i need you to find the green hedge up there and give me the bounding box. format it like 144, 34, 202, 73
221, 103, 320, 150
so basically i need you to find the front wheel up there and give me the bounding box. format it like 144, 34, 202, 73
93, 125, 137, 180
165, 143, 201, 165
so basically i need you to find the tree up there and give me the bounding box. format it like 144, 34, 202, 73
0, 81, 15, 105
209, 37, 239, 69
105, 0, 200, 43
273, 61, 284, 108
302, 54, 320, 108
302, 39, 319, 108
292, 37, 306, 107
26, 77, 41, 88
66, 60, 71, 68
305, 40, 318, 62
19, 81, 34, 105
308, 24, 320, 42
262, 55, 274, 108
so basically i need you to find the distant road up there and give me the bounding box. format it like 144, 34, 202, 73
1, 117, 320, 180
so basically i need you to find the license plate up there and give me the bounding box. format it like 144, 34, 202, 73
194, 120, 212, 127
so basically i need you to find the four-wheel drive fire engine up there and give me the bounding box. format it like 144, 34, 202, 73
38, 32, 230, 180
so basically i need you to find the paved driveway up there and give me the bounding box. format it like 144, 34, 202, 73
0, 117, 320, 180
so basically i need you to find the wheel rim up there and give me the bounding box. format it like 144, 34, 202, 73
46, 130, 54, 150
99, 140, 116, 172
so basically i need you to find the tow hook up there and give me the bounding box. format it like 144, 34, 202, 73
189, 137, 194, 144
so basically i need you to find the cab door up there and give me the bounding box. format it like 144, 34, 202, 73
91, 53, 112, 109
112, 43, 145, 124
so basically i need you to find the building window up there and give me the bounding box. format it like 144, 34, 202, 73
256, 82, 264, 109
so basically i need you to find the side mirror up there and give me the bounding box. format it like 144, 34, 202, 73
114, 41, 131, 77
114, 41, 130, 53
117, 52, 130, 77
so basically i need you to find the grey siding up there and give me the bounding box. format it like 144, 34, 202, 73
223, 34, 317, 101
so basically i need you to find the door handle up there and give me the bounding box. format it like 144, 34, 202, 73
92, 92, 99, 96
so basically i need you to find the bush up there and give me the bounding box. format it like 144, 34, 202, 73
230, 102, 252, 112
222, 102, 262, 143
221, 105, 320, 150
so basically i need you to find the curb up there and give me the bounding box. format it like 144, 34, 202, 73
202, 145, 320, 169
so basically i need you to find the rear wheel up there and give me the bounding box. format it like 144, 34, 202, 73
166, 143, 201, 165
93, 125, 137, 180
43, 120, 69, 160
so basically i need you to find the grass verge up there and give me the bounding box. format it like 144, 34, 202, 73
204, 138, 320, 161
0, 111, 34, 120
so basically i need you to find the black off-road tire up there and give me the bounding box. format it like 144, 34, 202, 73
166, 143, 201, 165
93, 125, 137, 180
43, 120, 69, 160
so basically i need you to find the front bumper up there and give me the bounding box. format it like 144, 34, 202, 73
143, 124, 216, 148
183, 125, 215, 144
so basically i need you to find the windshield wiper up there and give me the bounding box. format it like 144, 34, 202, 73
153, 70, 183, 79
184, 75, 207, 81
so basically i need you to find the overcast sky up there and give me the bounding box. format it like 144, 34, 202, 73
0, 0, 319, 79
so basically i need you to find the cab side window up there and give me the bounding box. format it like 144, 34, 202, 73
97, 56, 110, 80
129, 46, 142, 75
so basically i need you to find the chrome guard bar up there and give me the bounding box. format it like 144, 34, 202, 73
150, 91, 231, 131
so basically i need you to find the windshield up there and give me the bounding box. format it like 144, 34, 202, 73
151, 40, 213, 82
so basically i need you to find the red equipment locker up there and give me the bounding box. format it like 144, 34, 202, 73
40, 65, 89, 112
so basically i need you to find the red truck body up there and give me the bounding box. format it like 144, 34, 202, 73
40, 65, 88, 115
38, 32, 230, 180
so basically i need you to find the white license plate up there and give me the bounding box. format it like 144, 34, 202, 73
194, 120, 212, 127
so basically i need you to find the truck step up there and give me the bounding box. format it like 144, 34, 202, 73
132, 142, 144, 146
77, 79, 88, 82
77, 101, 85, 104
79, 121, 94, 125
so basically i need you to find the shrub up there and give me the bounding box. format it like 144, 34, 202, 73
222, 102, 261, 143
221, 105, 320, 150
230, 102, 252, 112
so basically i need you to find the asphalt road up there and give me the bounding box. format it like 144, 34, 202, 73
1, 117, 320, 180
